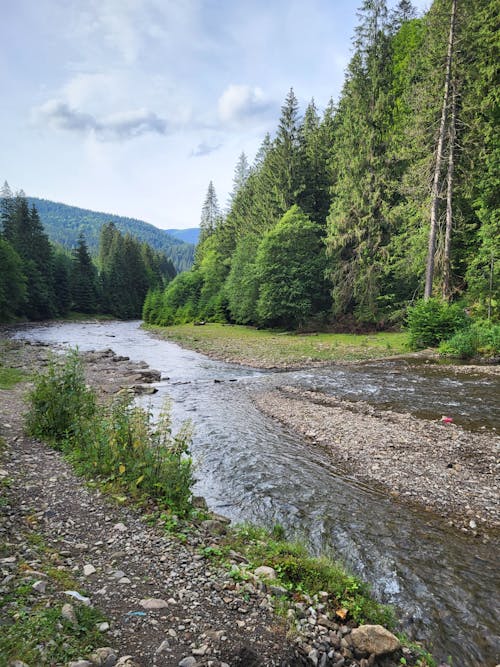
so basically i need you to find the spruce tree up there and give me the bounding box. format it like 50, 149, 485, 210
325, 0, 395, 323
71, 233, 99, 313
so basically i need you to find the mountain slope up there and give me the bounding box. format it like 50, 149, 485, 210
166, 228, 200, 245
28, 197, 195, 272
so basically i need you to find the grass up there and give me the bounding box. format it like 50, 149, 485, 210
26, 351, 195, 518
0, 528, 107, 667
204, 524, 395, 628
146, 323, 409, 367
0, 365, 27, 389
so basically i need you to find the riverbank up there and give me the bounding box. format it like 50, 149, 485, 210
147, 323, 499, 537
0, 339, 430, 667
146, 323, 410, 368
253, 387, 499, 537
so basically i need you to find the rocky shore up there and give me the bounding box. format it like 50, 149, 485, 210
253, 386, 499, 537
0, 340, 427, 667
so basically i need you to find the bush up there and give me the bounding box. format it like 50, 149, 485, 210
406, 298, 469, 350
439, 320, 500, 359
26, 350, 194, 517
26, 350, 96, 444
69, 399, 194, 516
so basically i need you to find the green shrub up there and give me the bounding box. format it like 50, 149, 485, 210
406, 298, 468, 350
26, 350, 194, 517
439, 320, 500, 359
25, 350, 96, 444
68, 399, 194, 517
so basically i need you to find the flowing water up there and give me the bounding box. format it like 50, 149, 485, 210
11, 320, 500, 666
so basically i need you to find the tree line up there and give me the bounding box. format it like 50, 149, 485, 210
144, 0, 498, 331
0, 184, 176, 322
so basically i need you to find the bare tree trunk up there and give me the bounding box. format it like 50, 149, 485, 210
442, 82, 456, 300
424, 0, 457, 299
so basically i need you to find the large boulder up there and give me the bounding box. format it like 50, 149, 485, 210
350, 624, 401, 656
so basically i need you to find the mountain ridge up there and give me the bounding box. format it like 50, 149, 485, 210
27, 197, 195, 273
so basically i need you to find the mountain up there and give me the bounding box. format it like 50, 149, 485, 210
27, 197, 195, 273
165, 228, 200, 245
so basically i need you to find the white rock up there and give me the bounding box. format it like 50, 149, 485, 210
32, 579, 46, 593
113, 522, 128, 532
155, 639, 170, 653
61, 603, 78, 626
178, 658, 197, 667
83, 564, 96, 576
254, 566, 277, 580
139, 598, 169, 610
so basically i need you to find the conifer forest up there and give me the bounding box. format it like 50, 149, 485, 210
143, 0, 498, 333
1, 0, 498, 337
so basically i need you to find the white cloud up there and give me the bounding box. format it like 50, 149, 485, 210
33, 100, 168, 142
218, 84, 275, 124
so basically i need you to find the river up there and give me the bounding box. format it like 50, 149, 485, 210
11, 320, 500, 666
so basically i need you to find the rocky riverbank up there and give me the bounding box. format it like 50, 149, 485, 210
0, 339, 429, 667
253, 386, 499, 537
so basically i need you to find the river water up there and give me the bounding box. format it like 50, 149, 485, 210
11, 320, 499, 666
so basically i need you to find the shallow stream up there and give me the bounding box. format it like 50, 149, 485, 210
11, 320, 500, 666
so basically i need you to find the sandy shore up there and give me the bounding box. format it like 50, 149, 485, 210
253, 386, 499, 538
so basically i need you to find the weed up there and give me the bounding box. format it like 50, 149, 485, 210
25, 349, 194, 518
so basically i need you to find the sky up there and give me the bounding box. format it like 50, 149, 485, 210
1, 0, 429, 230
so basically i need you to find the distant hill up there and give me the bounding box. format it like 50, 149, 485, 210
166, 228, 200, 245
28, 197, 195, 273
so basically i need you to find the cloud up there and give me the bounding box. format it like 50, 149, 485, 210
190, 141, 222, 158
218, 84, 274, 124
33, 100, 168, 141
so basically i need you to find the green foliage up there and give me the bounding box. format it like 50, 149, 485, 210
0, 598, 106, 666
256, 206, 330, 328
68, 399, 194, 517
439, 319, 500, 359
226, 524, 394, 627
25, 350, 194, 517
225, 236, 260, 324
25, 350, 96, 444
71, 233, 100, 313
406, 298, 468, 349
0, 238, 26, 321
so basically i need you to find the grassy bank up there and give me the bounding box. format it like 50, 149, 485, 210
146, 323, 409, 367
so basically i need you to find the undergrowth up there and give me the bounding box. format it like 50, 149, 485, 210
25, 349, 194, 518
208, 524, 395, 628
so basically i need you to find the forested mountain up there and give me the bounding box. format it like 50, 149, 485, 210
144, 0, 498, 331
166, 228, 200, 245
27, 198, 195, 273
0, 187, 176, 322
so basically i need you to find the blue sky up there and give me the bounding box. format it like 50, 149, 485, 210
0, 0, 429, 230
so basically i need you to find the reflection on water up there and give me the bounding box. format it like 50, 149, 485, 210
11, 321, 500, 666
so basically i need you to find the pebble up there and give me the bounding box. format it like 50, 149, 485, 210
32, 579, 46, 593
61, 602, 78, 626
83, 564, 97, 576
178, 658, 197, 667
140, 597, 169, 610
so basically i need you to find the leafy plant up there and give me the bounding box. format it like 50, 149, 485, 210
25, 349, 96, 444
25, 350, 194, 517
406, 298, 468, 349
439, 319, 500, 359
